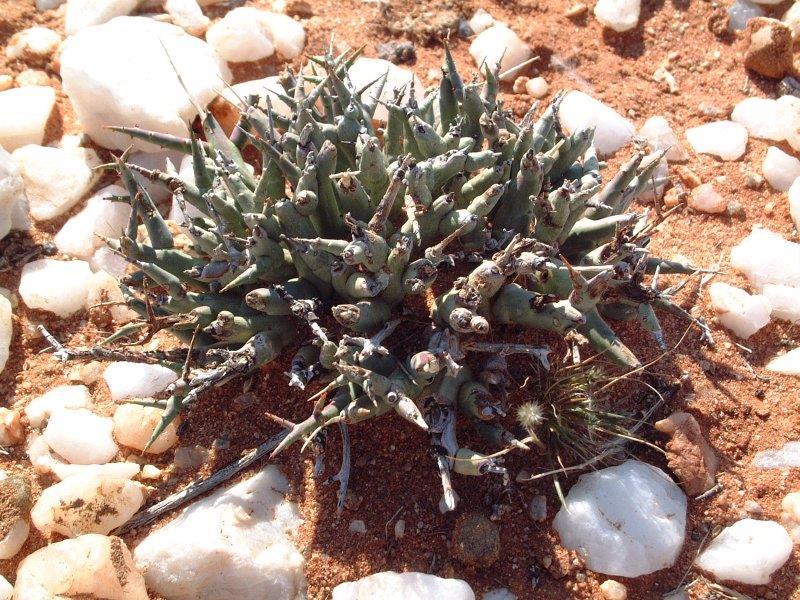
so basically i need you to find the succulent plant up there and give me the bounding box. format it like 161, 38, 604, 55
49, 44, 711, 513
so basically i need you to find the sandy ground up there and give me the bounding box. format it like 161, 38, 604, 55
1, 0, 800, 599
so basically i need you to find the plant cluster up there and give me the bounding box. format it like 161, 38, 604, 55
53, 44, 708, 512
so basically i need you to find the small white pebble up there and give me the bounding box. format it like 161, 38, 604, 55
728, 0, 764, 32
639, 116, 688, 162
19, 259, 93, 318
12, 144, 101, 221
86, 270, 137, 323
780, 492, 800, 542
788, 177, 800, 229
469, 24, 532, 82
25, 385, 92, 428
16, 69, 50, 87
685, 121, 748, 161
762, 284, 800, 323
688, 183, 727, 214
695, 519, 792, 585
140, 464, 162, 480
763, 146, 800, 192
103, 362, 179, 402
559, 91, 635, 156
0, 86, 55, 151
43, 408, 118, 465
113, 404, 180, 454
394, 519, 405, 539
165, 0, 210, 36
708, 282, 771, 339
594, 0, 641, 33
525, 76, 549, 98
600, 579, 628, 600
206, 8, 305, 62
0, 408, 23, 446
731, 228, 800, 290
0, 295, 11, 375
0, 574, 12, 600
55, 185, 131, 259
348, 519, 367, 534
31, 474, 144, 537
5, 26, 62, 61
766, 347, 800, 376
468, 8, 495, 34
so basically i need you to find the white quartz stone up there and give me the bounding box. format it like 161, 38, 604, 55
0, 408, 21, 446
754, 441, 800, 467
27, 432, 62, 474
332, 571, 475, 600
780, 492, 800, 543
0, 146, 31, 240
31, 474, 144, 537
54, 184, 131, 259
26, 385, 92, 428
65, 0, 141, 35
0, 470, 30, 561
766, 347, 800, 376
12, 144, 101, 221
784, 1, 800, 37
731, 228, 800, 290
685, 121, 748, 161
51, 461, 140, 481
0, 518, 29, 560
762, 284, 800, 323
43, 408, 118, 465
0, 86, 56, 151
559, 91, 636, 156
165, 0, 209, 36
728, 0, 764, 31
688, 183, 726, 214
525, 76, 549, 99
113, 403, 180, 454
206, 8, 305, 63
128, 150, 184, 203
15, 534, 148, 600
729, 96, 800, 146
599, 580, 628, 600
553, 460, 687, 577
168, 155, 205, 222
219, 76, 293, 120
0, 295, 10, 375
695, 519, 792, 585
469, 24, 532, 82
763, 146, 800, 192
708, 281, 771, 339
60, 17, 231, 152
19, 259, 93, 318
468, 9, 495, 35
0, 575, 11, 600
103, 361, 178, 401
6, 27, 62, 61
788, 177, 800, 229
347, 58, 424, 123
133, 465, 305, 600
86, 270, 137, 323
594, 0, 641, 33
90, 245, 129, 277
639, 116, 687, 162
